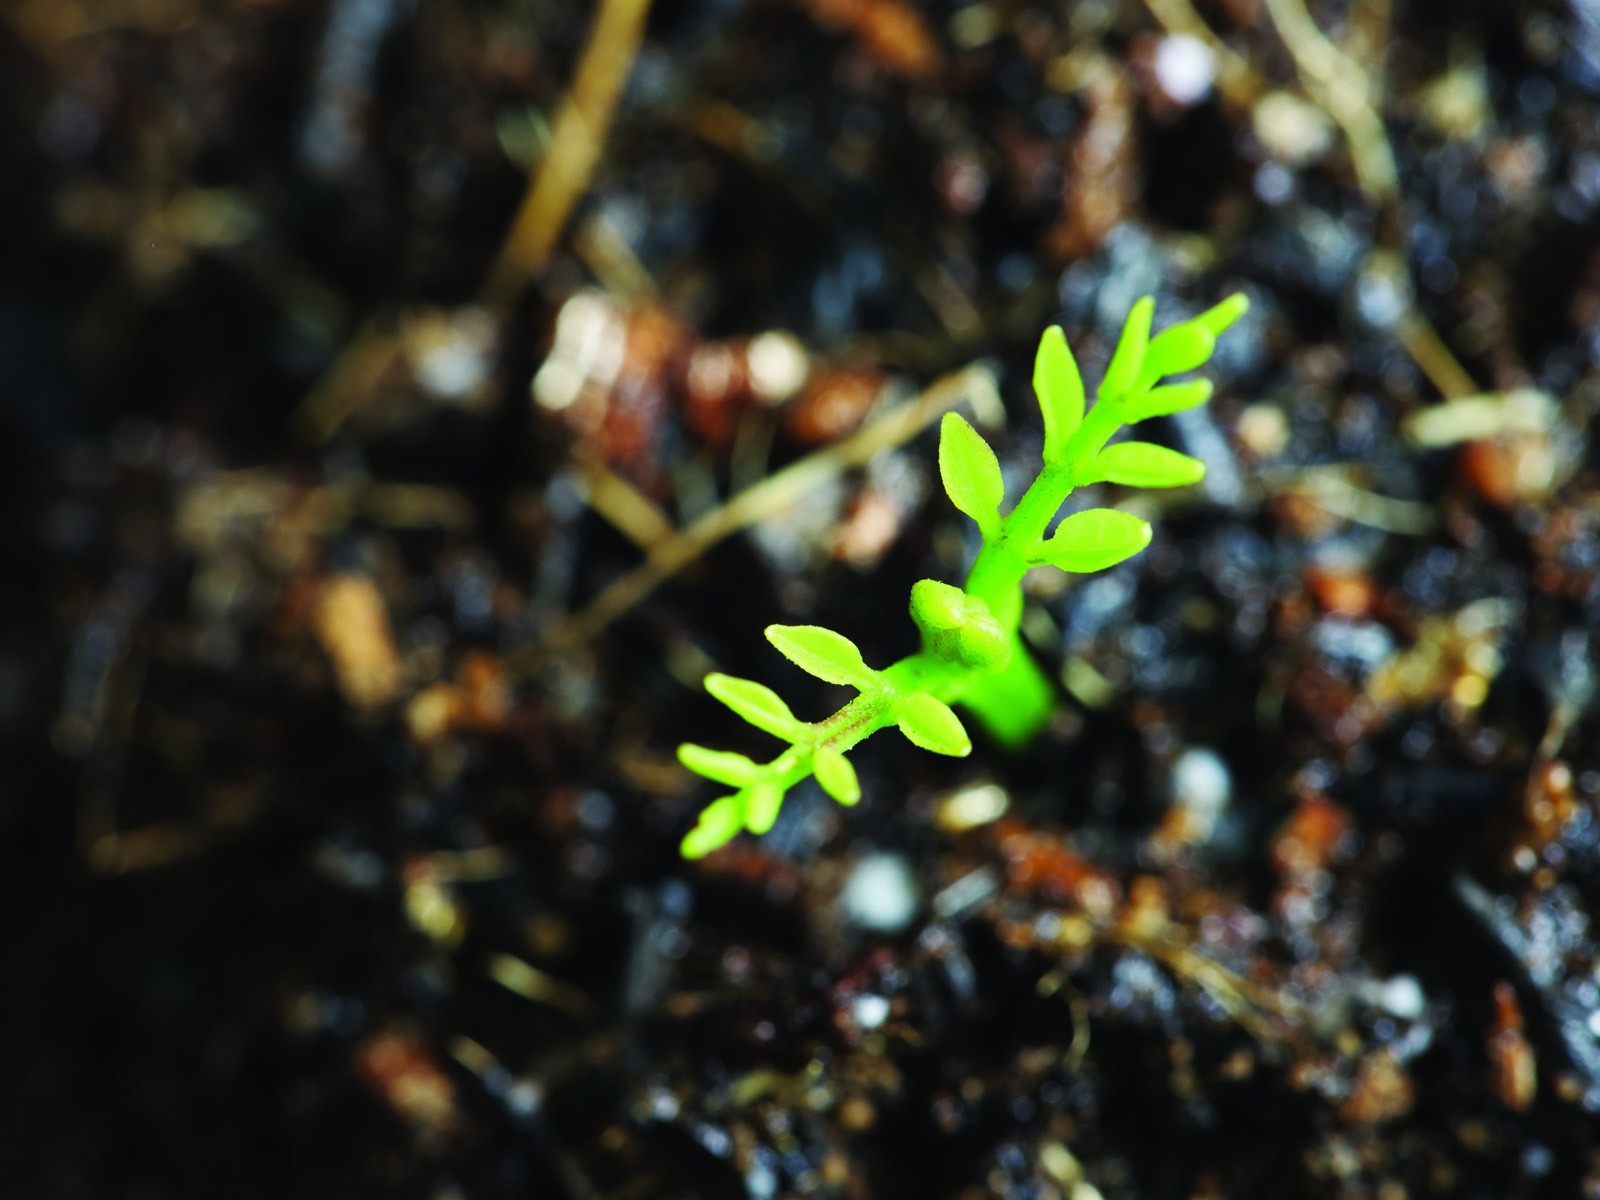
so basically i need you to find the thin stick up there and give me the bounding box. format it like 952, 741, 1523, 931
1260, 0, 1398, 207
1396, 307, 1478, 400
578, 456, 677, 551
486, 0, 656, 303
1122, 932, 1302, 1047
1263, 0, 1474, 400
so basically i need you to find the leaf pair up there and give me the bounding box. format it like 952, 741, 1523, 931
1113, 293, 1249, 402
677, 736, 861, 859
678, 783, 783, 859
696, 626, 880, 748
675, 737, 797, 855
1038, 292, 1248, 416
678, 624, 879, 857
678, 685, 961, 858
681, 739, 862, 808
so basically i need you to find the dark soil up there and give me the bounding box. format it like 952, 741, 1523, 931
5, 0, 1600, 1197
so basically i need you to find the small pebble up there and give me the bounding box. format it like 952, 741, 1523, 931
839, 852, 919, 932
851, 993, 891, 1029
1172, 747, 1231, 838
1153, 35, 1215, 107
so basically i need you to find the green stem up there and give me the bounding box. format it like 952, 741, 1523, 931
954, 394, 1129, 743
957, 634, 1057, 746
963, 395, 1126, 617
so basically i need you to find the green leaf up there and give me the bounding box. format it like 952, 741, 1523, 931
704, 673, 804, 741
766, 625, 877, 689
1033, 509, 1152, 573
1124, 379, 1213, 423
744, 781, 784, 834
938, 412, 1004, 539
1034, 325, 1084, 464
1101, 296, 1153, 401
1193, 293, 1249, 339
1082, 442, 1206, 488
1144, 322, 1215, 380
678, 743, 761, 787
897, 691, 972, 757
813, 746, 861, 805
681, 794, 744, 859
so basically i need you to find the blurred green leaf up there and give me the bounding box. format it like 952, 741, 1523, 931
678, 743, 760, 787
813, 746, 861, 805
1124, 379, 1213, 423
1144, 322, 1215, 380
744, 781, 784, 834
680, 794, 744, 859
1193, 292, 1250, 339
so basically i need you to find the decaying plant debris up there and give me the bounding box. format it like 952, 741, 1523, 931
4, 0, 1600, 1196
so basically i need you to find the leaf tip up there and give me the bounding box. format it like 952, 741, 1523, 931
744, 783, 783, 834
680, 795, 742, 859
1198, 292, 1250, 338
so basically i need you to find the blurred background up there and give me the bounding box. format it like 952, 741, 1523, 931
4, 0, 1600, 1196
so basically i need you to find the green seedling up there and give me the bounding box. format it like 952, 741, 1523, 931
678, 295, 1250, 858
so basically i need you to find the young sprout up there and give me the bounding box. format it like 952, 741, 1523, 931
678, 294, 1250, 858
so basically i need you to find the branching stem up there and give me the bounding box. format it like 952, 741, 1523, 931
677, 297, 1249, 857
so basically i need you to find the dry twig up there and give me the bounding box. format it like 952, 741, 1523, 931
487, 0, 657, 302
